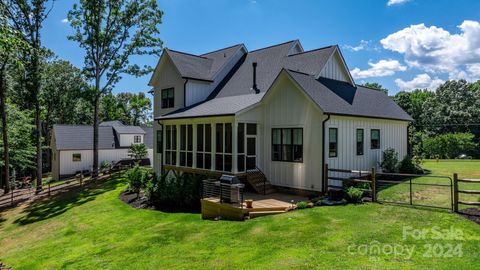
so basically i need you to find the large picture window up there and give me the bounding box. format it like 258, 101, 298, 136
179, 125, 193, 167
161, 88, 174, 108
196, 124, 212, 170
356, 129, 364, 156
329, 128, 338, 158
165, 125, 177, 165
371, 129, 380, 149
215, 123, 232, 171
272, 128, 303, 162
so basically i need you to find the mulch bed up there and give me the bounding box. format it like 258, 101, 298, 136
119, 190, 200, 213
457, 208, 480, 225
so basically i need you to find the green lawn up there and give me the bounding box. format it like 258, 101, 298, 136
0, 162, 480, 269
378, 160, 480, 210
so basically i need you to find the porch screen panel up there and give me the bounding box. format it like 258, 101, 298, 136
214, 123, 232, 172
165, 125, 177, 165
179, 124, 192, 167
196, 124, 212, 169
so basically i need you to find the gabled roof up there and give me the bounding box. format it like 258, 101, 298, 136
53, 125, 116, 150
284, 69, 413, 121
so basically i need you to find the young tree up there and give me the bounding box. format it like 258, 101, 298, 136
1, 0, 55, 192
128, 143, 148, 159
0, 7, 28, 193
68, 0, 163, 179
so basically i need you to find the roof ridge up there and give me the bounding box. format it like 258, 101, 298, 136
288, 45, 336, 56
286, 68, 313, 76
200, 43, 245, 56
248, 40, 298, 53
166, 48, 210, 60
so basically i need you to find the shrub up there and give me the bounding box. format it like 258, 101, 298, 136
398, 156, 422, 174
128, 143, 148, 159
144, 173, 204, 209
296, 201, 308, 209
125, 165, 150, 198
346, 186, 363, 203
381, 148, 399, 173
100, 161, 111, 170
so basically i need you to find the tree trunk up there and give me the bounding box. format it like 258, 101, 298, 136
92, 95, 99, 180
0, 64, 10, 194
31, 49, 43, 192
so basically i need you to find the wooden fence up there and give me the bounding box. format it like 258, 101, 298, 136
453, 174, 480, 212
323, 164, 377, 202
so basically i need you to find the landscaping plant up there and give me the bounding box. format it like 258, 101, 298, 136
125, 165, 150, 198
381, 148, 399, 173
346, 186, 363, 203
296, 201, 308, 209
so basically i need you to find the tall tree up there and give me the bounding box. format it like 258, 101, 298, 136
0, 7, 28, 193
1, 0, 54, 192
68, 0, 163, 179
363, 82, 389, 95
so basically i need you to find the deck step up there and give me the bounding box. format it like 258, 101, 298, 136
246, 169, 276, 195
249, 210, 286, 218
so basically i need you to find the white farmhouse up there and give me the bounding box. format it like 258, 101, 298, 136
149, 40, 412, 193
51, 121, 153, 180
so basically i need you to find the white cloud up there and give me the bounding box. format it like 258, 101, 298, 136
395, 73, 444, 91
61, 18, 69, 24
343, 40, 380, 52
381, 20, 480, 81
387, 0, 410, 6
350, 59, 407, 79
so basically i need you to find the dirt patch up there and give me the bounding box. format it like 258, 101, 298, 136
458, 208, 480, 225
0, 262, 12, 270
119, 190, 200, 213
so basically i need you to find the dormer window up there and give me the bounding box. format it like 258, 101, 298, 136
161, 88, 174, 108
134, 135, 142, 143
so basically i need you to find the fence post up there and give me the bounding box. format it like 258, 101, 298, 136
453, 173, 459, 212
10, 189, 14, 206
371, 167, 377, 202
323, 164, 329, 194
409, 177, 413, 205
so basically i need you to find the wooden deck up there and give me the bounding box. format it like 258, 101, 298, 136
201, 192, 309, 221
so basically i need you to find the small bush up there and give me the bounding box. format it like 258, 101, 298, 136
381, 148, 399, 173
296, 201, 308, 209
346, 186, 363, 203
125, 165, 150, 198
101, 161, 111, 170
398, 156, 422, 174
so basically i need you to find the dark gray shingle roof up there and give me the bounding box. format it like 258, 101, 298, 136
112, 125, 146, 134
53, 125, 116, 150
142, 127, 154, 149
285, 70, 413, 121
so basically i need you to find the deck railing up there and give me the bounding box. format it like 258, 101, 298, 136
202, 179, 245, 208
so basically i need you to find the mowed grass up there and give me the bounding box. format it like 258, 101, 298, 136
0, 166, 479, 269
378, 160, 480, 209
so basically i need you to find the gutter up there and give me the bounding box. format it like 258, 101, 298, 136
183, 78, 189, 107
321, 113, 331, 194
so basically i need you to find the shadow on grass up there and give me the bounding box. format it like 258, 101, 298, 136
13, 177, 124, 226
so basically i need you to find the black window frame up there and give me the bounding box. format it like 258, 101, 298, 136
161, 88, 174, 108
156, 130, 162, 154
72, 153, 81, 162
271, 128, 303, 163
329, 128, 338, 158
356, 128, 364, 156
371, 129, 381, 149
134, 135, 142, 144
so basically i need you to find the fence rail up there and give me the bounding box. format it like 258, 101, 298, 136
453, 174, 480, 212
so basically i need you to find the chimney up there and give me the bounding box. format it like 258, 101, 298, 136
252, 62, 259, 94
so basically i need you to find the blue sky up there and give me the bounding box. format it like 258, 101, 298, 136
43, 0, 480, 95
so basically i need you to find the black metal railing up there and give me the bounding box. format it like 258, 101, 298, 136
202, 179, 245, 208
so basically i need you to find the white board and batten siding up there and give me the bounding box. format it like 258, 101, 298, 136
57, 149, 153, 179
319, 51, 351, 83
119, 134, 144, 147
237, 75, 325, 192
325, 115, 408, 171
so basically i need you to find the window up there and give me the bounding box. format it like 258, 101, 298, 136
237, 123, 245, 172
156, 130, 162, 154
161, 88, 174, 108
215, 123, 232, 171
72, 153, 81, 162
356, 129, 364, 156
134, 135, 142, 143
179, 125, 193, 167
371, 129, 380, 149
196, 124, 212, 170
165, 125, 177, 165
329, 128, 338, 158
272, 128, 303, 162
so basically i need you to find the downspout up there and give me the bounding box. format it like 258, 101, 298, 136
321, 113, 331, 194
183, 78, 189, 107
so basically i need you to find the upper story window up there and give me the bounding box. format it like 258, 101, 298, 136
371, 129, 380, 149
329, 128, 338, 158
134, 135, 142, 143
356, 129, 364, 156
161, 88, 174, 108
272, 128, 303, 162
